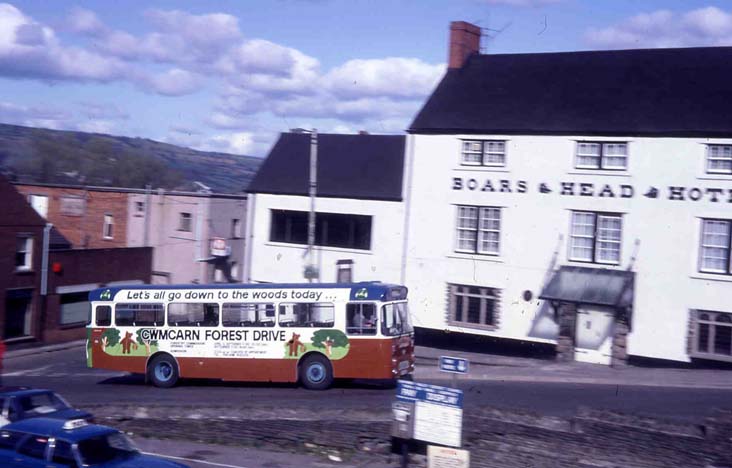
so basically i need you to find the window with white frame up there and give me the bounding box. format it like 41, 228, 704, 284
15, 236, 33, 270
706, 145, 732, 174
575, 142, 628, 170
692, 310, 732, 361
699, 219, 731, 274
179, 212, 192, 232
569, 211, 622, 264
455, 206, 501, 255
135, 201, 145, 216
448, 283, 500, 328
28, 194, 48, 218
461, 140, 506, 167
103, 214, 114, 239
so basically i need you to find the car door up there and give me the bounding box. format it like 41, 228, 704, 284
13, 433, 53, 467
49, 439, 79, 468
0, 430, 31, 467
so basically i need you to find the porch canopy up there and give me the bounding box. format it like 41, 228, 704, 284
539, 266, 634, 308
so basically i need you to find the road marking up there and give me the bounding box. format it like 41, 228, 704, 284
141, 451, 250, 468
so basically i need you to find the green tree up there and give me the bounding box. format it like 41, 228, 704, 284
100, 328, 120, 352
311, 330, 348, 356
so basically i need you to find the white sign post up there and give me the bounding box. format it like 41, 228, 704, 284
439, 356, 469, 389
396, 381, 464, 448
428, 445, 470, 468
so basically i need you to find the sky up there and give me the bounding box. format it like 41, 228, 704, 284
1, 0, 732, 157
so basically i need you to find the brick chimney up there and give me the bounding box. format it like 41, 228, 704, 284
448, 21, 481, 69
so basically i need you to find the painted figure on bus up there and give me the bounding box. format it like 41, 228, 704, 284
286, 333, 306, 357
120, 331, 138, 354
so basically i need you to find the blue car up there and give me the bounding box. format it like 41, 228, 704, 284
0, 387, 92, 426
0, 418, 189, 467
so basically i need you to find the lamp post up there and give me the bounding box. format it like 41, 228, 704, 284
292, 128, 319, 283
307, 129, 318, 282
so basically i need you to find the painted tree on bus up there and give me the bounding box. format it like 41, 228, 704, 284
311, 330, 348, 357
136, 329, 158, 355
100, 328, 120, 352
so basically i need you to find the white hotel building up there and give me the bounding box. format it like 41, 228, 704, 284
246, 22, 732, 366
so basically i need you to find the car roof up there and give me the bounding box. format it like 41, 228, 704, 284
0, 387, 54, 397
3, 418, 116, 442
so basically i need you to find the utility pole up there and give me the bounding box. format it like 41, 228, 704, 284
306, 129, 318, 283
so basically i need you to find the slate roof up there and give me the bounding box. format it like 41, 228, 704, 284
410, 47, 732, 137
247, 132, 405, 201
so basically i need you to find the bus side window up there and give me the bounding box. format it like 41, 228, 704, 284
114, 305, 135, 326
278, 303, 334, 327
222, 303, 275, 327
96, 306, 112, 326
115, 303, 163, 327
346, 303, 376, 335
168, 303, 219, 327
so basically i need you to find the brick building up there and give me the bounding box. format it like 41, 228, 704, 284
1, 175, 153, 344
15, 184, 128, 248
15, 182, 247, 285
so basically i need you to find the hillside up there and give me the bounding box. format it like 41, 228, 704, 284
0, 123, 262, 194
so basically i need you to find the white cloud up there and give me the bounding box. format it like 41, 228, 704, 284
1, 4, 445, 155
0, 101, 70, 125
0, 3, 129, 82
140, 68, 203, 96
586, 7, 732, 49
204, 132, 255, 154
67, 7, 106, 35
144, 9, 242, 49
324, 57, 443, 99
206, 112, 251, 130
77, 101, 129, 120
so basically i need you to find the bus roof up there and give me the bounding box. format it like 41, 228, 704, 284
89, 282, 407, 302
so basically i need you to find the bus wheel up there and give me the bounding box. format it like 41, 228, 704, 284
300, 354, 333, 390
148, 354, 179, 388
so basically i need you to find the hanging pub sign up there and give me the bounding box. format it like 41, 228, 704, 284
451, 177, 732, 203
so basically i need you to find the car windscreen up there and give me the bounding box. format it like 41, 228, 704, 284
18, 392, 70, 416
77, 432, 138, 464
381, 302, 413, 336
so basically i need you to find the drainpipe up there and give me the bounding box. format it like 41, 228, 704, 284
195, 197, 205, 283
400, 135, 416, 286
243, 194, 256, 283
41, 223, 52, 296
143, 184, 151, 247
39, 222, 52, 341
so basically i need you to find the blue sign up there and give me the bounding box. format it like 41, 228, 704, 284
396, 381, 463, 408
439, 356, 469, 374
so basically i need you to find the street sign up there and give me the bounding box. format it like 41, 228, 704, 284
428, 445, 470, 468
396, 381, 463, 448
439, 356, 469, 374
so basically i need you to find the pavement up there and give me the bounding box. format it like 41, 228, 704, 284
6, 339, 732, 389
134, 438, 399, 468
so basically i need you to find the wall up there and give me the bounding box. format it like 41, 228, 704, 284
15, 185, 129, 248
42, 247, 153, 343
248, 193, 405, 284
207, 196, 247, 282
128, 192, 247, 284
406, 133, 732, 362
0, 178, 45, 341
